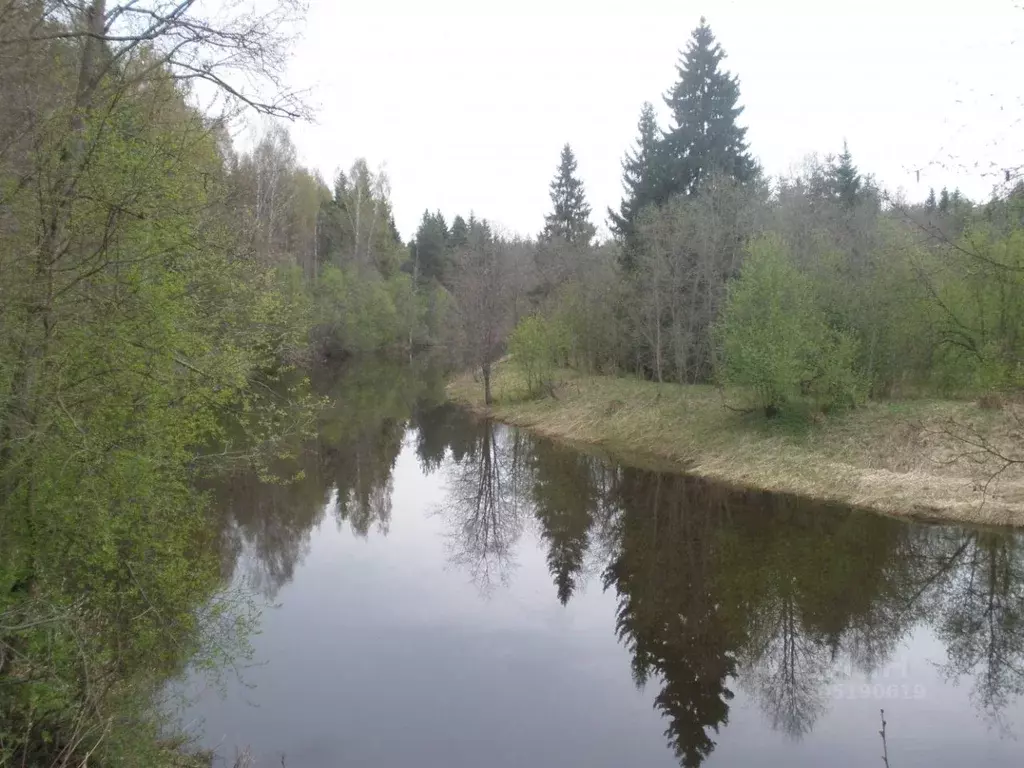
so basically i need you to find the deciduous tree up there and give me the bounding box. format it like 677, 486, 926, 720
451, 221, 512, 404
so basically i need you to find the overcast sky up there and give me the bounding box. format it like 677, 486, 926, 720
274, 0, 1024, 241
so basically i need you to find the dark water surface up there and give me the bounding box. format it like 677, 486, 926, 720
181, 360, 1024, 767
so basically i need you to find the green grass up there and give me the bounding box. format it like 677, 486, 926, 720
448, 363, 1024, 526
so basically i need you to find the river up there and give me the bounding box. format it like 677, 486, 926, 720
176, 359, 1024, 767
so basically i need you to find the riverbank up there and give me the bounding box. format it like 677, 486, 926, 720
447, 365, 1024, 526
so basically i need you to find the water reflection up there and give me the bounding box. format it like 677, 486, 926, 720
211, 357, 448, 596
439, 420, 530, 593
931, 530, 1024, 730
207, 360, 1024, 766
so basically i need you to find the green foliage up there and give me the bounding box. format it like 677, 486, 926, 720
313, 266, 450, 355
716, 234, 863, 416
0, 32, 318, 768
928, 223, 1024, 392
314, 266, 398, 354
509, 315, 571, 396
318, 160, 406, 277
419, 281, 457, 349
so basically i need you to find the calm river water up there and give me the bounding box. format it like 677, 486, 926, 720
178, 359, 1024, 767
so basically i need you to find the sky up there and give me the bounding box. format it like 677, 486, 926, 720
271, 0, 1024, 241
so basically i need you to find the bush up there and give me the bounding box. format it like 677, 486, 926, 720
508, 314, 571, 397
716, 233, 863, 416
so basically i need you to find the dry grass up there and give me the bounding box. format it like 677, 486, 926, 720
447, 364, 1024, 526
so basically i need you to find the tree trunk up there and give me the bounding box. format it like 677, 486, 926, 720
654, 316, 663, 384
483, 362, 492, 405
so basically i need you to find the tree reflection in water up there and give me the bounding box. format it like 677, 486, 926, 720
209, 356, 447, 596
437, 420, 529, 594
209, 360, 1024, 766
433, 423, 1024, 766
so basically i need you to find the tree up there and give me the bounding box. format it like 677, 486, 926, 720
832, 140, 862, 208
0, 2, 313, 763
451, 221, 512, 405
630, 175, 764, 384
449, 214, 469, 249
662, 18, 756, 199
319, 159, 403, 276
609, 101, 664, 249
802, 143, 872, 210
926, 187, 937, 212
232, 124, 299, 265
508, 314, 570, 396
939, 186, 951, 213
542, 143, 595, 246
2, 1, 309, 120
716, 234, 861, 416
411, 210, 450, 283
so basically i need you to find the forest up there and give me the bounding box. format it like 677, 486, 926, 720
0, 2, 1021, 766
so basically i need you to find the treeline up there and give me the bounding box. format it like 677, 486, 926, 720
227, 126, 458, 356
436, 18, 1024, 415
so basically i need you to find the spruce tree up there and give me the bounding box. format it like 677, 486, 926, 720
411, 210, 448, 283
449, 215, 468, 249
939, 187, 951, 213
662, 17, 755, 198
608, 101, 663, 242
832, 140, 862, 208
925, 187, 937, 212
542, 143, 595, 246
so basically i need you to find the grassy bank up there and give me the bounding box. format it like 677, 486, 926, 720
447, 364, 1024, 526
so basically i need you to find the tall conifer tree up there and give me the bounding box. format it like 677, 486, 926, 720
832, 141, 862, 208
411, 210, 449, 283
449, 215, 469, 249
609, 101, 664, 243
662, 18, 755, 198
542, 143, 595, 246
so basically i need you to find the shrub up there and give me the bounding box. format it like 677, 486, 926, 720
716, 233, 864, 416
508, 314, 571, 397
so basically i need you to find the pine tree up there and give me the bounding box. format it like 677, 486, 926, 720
925, 187, 937, 212
542, 143, 595, 246
609, 101, 663, 242
832, 140, 862, 208
662, 17, 755, 198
